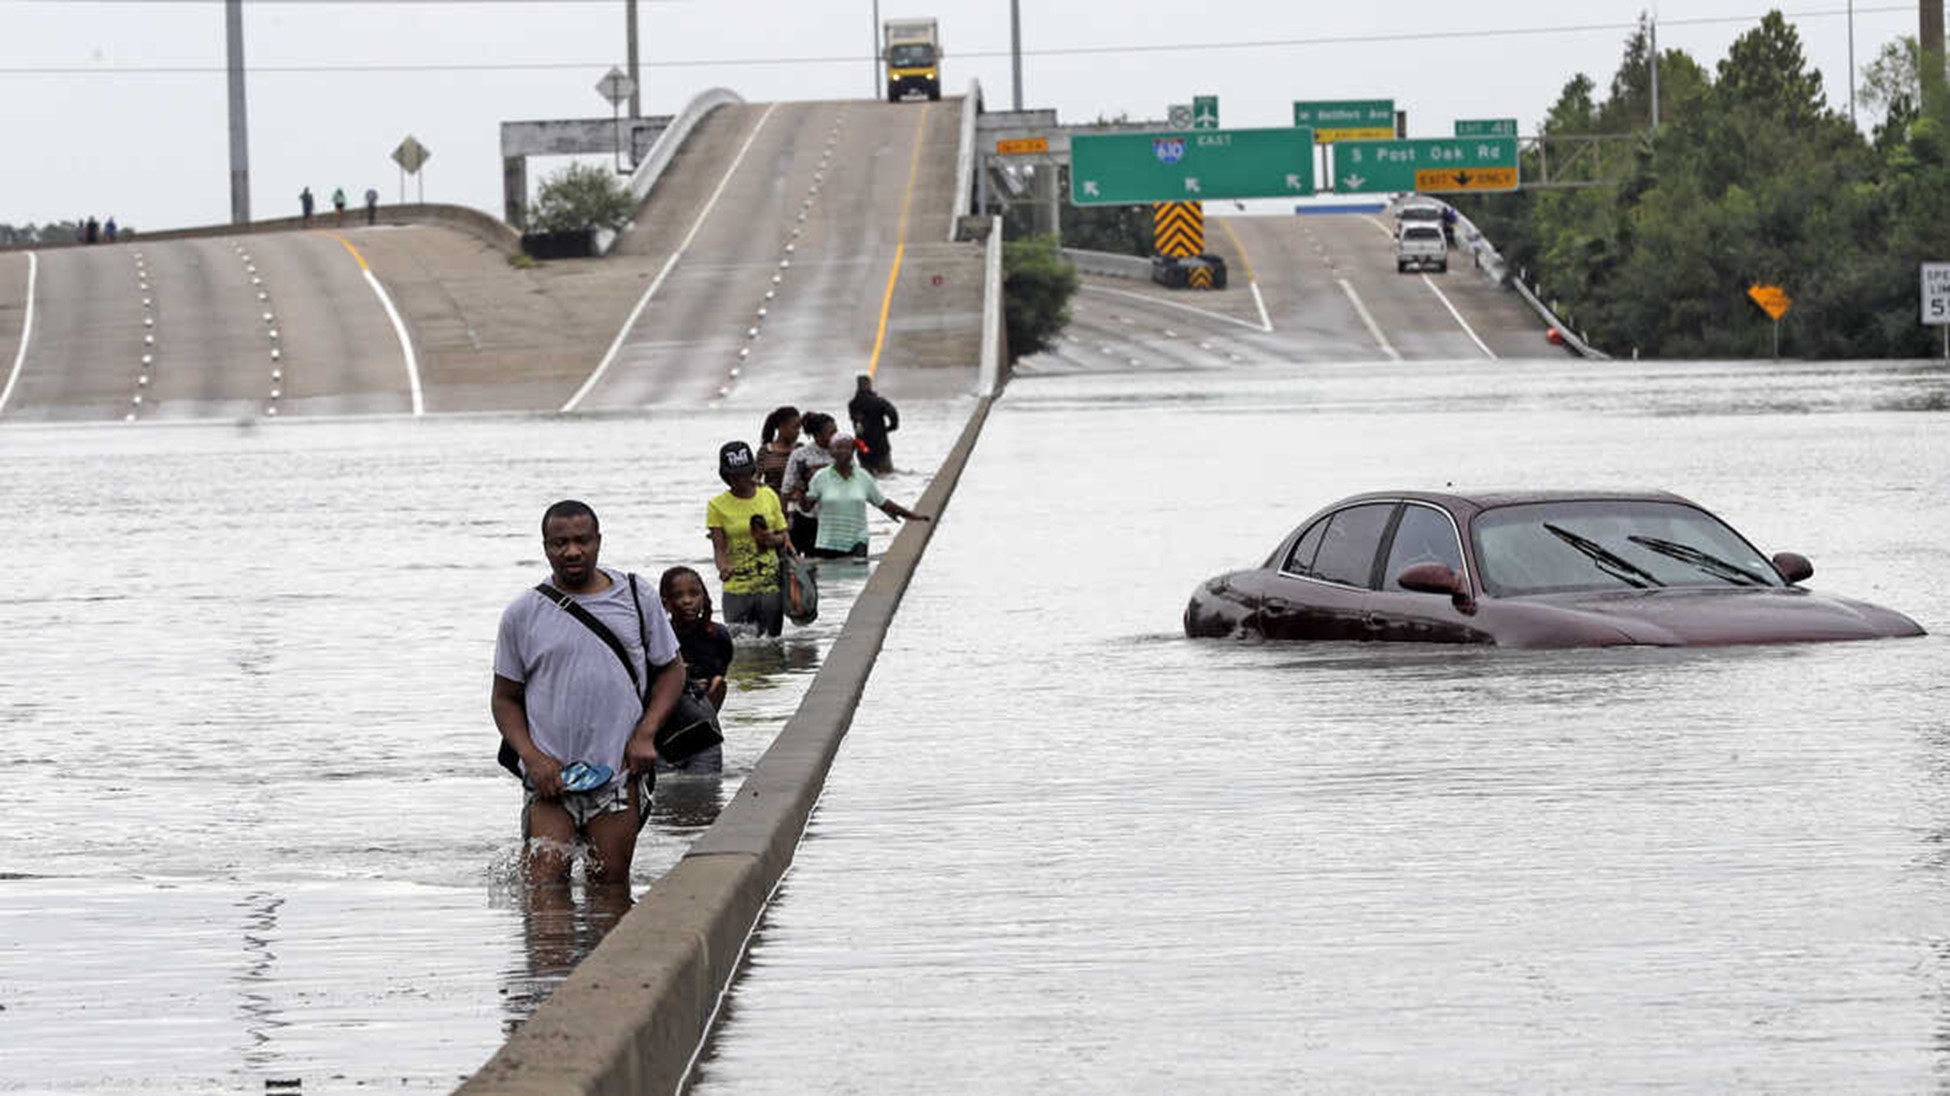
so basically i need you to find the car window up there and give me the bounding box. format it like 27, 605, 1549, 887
1402, 225, 1442, 241
1382, 504, 1466, 589
1472, 499, 1785, 596
1309, 503, 1395, 588
1280, 518, 1328, 576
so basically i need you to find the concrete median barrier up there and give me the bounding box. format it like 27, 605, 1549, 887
458, 392, 998, 1096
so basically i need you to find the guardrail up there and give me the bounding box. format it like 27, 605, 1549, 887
1059, 247, 1151, 281
1435, 201, 1611, 361
605, 87, 746, 255
951, 79, 983, 241
979, 214, 1005, 395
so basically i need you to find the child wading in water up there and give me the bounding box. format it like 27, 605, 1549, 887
657, 566, 733, 774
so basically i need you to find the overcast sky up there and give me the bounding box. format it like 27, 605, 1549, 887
0, 1, 1924, 230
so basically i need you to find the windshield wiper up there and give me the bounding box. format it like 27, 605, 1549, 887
1543, 523, 1666, 589
1626, 534, 1770, 586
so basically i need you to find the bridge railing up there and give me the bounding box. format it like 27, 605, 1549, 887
603, 87, 746, 255
951, 79, 983, 241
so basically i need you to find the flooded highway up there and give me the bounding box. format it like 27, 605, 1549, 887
0, 403, 963, 1093
687, 355, 1950, 1093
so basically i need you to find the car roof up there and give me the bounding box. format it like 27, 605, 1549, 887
1326, 489, 1696, 521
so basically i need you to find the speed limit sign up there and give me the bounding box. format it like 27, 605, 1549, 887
1922, 262, 1950, 324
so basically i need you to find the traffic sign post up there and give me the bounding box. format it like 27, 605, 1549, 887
596, 67, 638, 173
1455, 118, 1518, 137
1330, 137, 1519, 194
391, 134, 430, 203
1292, 99, 1394, 143
1922, 262, 1950, 358
1071, 127, 1314, 205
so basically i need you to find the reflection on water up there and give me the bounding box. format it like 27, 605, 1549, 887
689, 358, 1950, 1094
0, 404, 962, 1093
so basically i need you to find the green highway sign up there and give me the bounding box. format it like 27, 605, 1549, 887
1292, 99, 1394, 142
1331, 136, 1520, 194
1455, 118, 1518, 137
1070, 127, 1315, 205
1192, 95, 1220, 130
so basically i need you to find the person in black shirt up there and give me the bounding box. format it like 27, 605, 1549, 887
660, 566, 732, 711
847, 374, 900, 476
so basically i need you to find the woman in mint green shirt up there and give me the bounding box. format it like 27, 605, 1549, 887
803, 434, 929, 559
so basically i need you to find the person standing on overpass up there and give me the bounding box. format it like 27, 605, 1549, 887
848, 374, 900, 476
300, 187, 314, 226
331, 187, 347, 226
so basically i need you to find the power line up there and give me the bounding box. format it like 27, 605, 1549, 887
0, 5, 1914, 76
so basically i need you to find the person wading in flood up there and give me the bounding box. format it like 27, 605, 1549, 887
848, 374, 900, 476
707, 441, 791, 637
802, 432, 929, 558
491, 499, 685, 889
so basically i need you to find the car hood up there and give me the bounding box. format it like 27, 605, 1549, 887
1517, 586, 1925, 646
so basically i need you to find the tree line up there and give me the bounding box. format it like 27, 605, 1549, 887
1455, 10, 1950, 359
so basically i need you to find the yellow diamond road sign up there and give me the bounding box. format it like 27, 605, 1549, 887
1748, 284, 1792, 320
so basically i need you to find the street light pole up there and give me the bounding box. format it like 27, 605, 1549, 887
225, 0, 250, 224
1011, 0, 1023, 110
626, 0, 641, 119
871, 0, 881, 99
1848, 0, 1856, 127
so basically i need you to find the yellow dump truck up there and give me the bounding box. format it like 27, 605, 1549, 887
882, 18, 941, 102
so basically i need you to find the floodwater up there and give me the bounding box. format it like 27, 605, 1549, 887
0, 404, 961, 1094
688, 356, 1950, 1093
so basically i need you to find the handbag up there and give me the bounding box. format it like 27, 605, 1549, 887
495, 573, 723, 778
782, 550, 818, 625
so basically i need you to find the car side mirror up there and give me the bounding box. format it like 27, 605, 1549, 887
1397, 562, 1476, 612
1772, 551, 1813, 585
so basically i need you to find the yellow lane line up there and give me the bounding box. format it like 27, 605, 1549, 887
867, 102, 933, 379
329, 232, 371, 271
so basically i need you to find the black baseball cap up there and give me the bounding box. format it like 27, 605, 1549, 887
719, 440, 756, 477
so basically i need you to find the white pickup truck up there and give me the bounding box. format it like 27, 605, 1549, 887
1396, 222, 1447, 273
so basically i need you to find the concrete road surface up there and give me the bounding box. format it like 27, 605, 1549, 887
570, 97, 982, 413
0, 234, 411, 423
1020, 211, 1557, 377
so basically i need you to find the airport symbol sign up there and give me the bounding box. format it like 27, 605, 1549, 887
1192, 95, 1220, 130
1070, 126, 1315, 205
1331, 137, 1518, 194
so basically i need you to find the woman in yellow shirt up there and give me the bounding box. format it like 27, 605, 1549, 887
706, 440, 790, 636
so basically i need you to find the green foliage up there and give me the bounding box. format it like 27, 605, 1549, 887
1001, 233, 1078, 361
1455, 12, 1950, 359
529, 162, 634, 234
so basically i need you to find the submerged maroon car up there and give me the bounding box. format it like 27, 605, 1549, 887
1183, 490, 1925, 648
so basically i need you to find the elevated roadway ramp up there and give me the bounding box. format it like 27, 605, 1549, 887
1021, 211, 1552, 375
570, 97, 982, 413
0, 233, 410, 423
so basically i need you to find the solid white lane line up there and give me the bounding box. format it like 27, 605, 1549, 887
1248, 281, 1273, 333
363, 269, 425, 415
563, 101, 781, 412
1419, 272, 1496, 359
331, 234, 424, 416
0, 251, 37, 416
1082, 283, 1267, 333
1337, 277, 1401, 361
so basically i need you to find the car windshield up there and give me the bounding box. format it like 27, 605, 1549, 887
889, 44, 935, 66
1472, 500, 1782, 596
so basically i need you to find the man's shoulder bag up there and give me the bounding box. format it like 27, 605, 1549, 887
496, 574, 723, 778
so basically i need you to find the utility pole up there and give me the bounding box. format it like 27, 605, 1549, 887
225, 0, 250, 224
871, 0, 881, 99
1848, 0, 1857, 127
626, 0, 641, 118
1649, 16, 1659, 131
1925, 0, 1945, 96
1011, 0, 1024, 110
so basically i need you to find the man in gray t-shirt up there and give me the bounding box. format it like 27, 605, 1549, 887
492, 500, 683, 887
